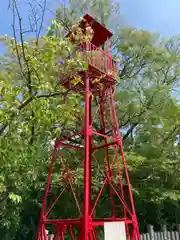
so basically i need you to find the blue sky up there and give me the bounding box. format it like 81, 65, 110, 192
1, 0, 180, 39
0, 0, 179, 99
120, 0, 180, 36
1, 0, 180, 54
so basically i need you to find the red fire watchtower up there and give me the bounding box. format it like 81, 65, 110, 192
37, 14, 140, 240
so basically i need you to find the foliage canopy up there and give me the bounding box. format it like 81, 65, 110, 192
0, 0, 179, 239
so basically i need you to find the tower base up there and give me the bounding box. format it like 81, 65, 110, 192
37, 85, 140, 240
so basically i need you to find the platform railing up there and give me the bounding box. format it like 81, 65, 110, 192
80, 42, 118, 79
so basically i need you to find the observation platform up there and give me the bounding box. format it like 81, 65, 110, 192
60, 14, 118, 94
60, 42, 118, 94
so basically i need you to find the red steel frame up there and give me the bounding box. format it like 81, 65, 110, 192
37, 84, 140, 240
37, 16, 140, 240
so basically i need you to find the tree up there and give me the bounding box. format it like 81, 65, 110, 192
0, 0, 87, 238
0, 0, 180, 239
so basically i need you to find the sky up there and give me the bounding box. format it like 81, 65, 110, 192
1, 0, 180, 36
120, 0, 180, 36
0, 0, 179, 99
1, 0, 180, 53
1, 0, 180, 39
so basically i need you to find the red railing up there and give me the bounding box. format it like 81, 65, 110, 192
80, 42, 117, 79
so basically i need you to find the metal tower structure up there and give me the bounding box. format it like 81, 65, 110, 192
37, 14, 140, 240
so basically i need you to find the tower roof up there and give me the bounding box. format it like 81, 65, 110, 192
67, 13, 113, 47
83, 14, 113, 47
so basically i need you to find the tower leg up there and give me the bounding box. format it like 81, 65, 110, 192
99, 95, 116, 218
37, 83, 140, 240
37, 145, 58, 240
109, 87, 140, 240
82, 72, 91, 240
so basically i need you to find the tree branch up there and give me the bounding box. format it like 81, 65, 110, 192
122, 89, 160, 140
0, 90, 70, 136
11, 1, 28, 82
123, 122, 138, 140
161, 125, 180, 145
36, 0, 47, 43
